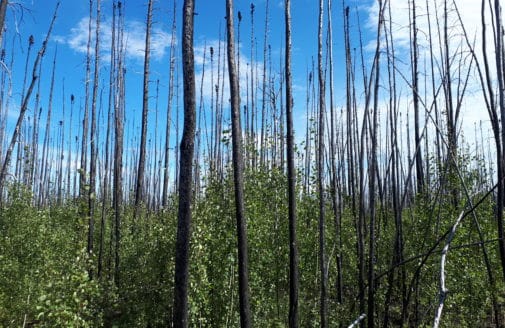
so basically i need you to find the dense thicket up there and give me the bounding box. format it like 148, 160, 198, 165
1, 0, 505, 327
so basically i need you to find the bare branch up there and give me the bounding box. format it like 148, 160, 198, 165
433, 210, 465, 328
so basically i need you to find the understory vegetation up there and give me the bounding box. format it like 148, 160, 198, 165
1, 161, 504, 327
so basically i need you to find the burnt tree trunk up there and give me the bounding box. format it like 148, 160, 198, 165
317, 0, 327, 326
134, 0, 153, 221
162, 0, 177, 208
88, 0, 101, 278
0, 4, 58, 198
285, 1, 299, 326
226, 1, 252, 326
173, 0, 196, 326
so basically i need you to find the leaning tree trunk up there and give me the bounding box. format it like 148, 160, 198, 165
173, 0, 196, 326
226, 1, 252, 326
0, 3, 58, 198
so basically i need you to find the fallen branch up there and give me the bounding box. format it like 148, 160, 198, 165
375, 182, 497, 283
348, 313, 366, 328
433, 210, 465, 328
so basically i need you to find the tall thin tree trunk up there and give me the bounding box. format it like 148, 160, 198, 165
410, 0, 424, 192
66, 95, 74, 198
0, 48, 9, 177
249, 3, 256, 169
0, 3, 58, 199
80, 0, 93, 200
226, 1, 252, 326
15, 35, 34, 184
98, 0, 116, 280
218, 34, 226, 175
152, 79, 160, 210
303, 67, 311, 194
98, 93, 110, 278
494, 0, 505, 282
317, 0, 327, 326
0, 0, 8, 45
214, 28, 223, 178
134, 0, 153, 222
162, 0, 177, 208
327, 0, 343, 304
113, 0, 124, 285
1, 37, 15, 175
367, 3, 385, 327
260, 0, 269, 167
285, 1, 299, 326
383, 1, 406, 325
39, 49, 57, 207
88, 0, 101, 278
443, 0, 457, 206
173, 0, 196, 326
29, 66, 43, 196
57, 82, 65, 204
194, 44, 206, 197
175, 67, 180, 190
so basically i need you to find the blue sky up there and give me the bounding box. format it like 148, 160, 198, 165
2, 0, 375, 143
1, 0, 493, 184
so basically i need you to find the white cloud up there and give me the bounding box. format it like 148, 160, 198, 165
362, 0, 498, 156
55, 15, 173, 62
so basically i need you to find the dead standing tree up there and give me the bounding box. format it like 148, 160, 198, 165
134, 0, 153, 222
492, 0, 505, 283
0, 2, 59, 198
410, 0, 424, 192
113, 0, 125, 285
0, 0, 7, 45
316, 0, 327, 326
369, 1, 386, 326
173, 0, 196, 326
38, 49, 57, 207
162, 0, 177, 209
15, 35, 34, 184
326, 0, 343, 304
285, 0, 299, 326
80, 0, 93, 201
88, 0, 101, 278
226, 1, 252, 326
